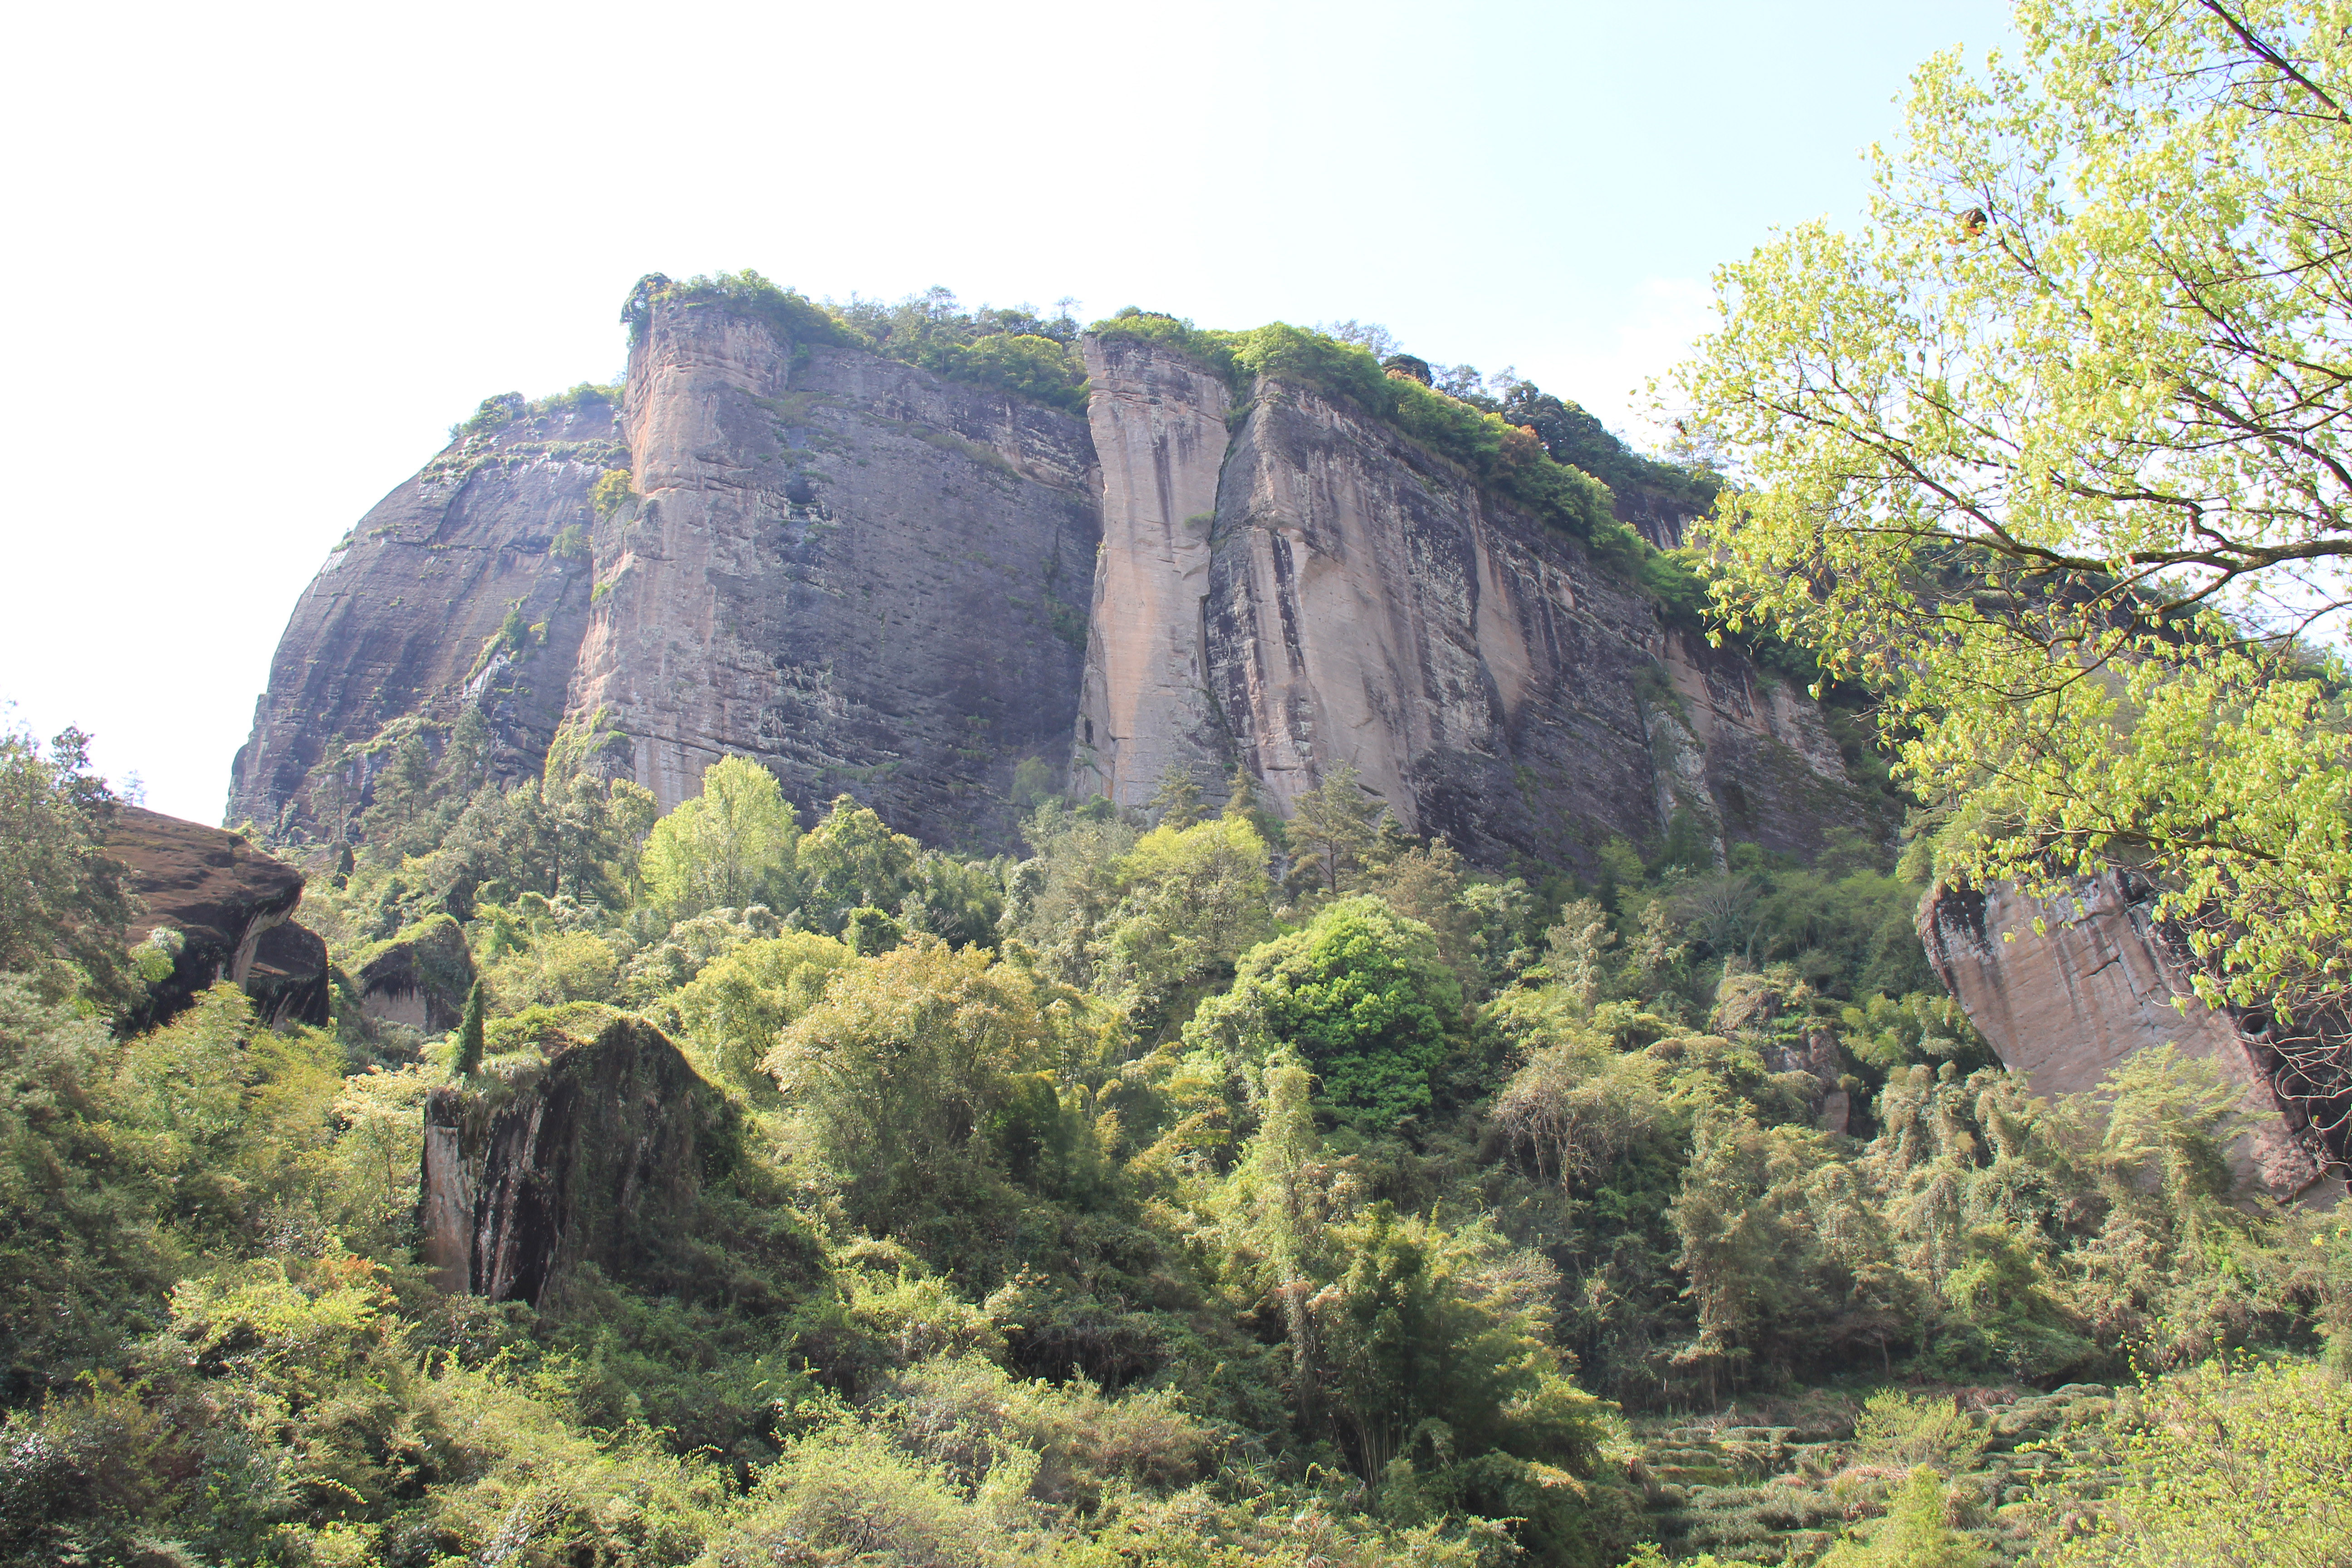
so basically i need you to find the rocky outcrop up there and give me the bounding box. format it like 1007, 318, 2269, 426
226, 394, 622, 834
351, 913, 475, 1034
232, 297, 1887, 874
419, 1014, 735, 1302
105, 805, 329, 1031
1919, 875, 2346, 1203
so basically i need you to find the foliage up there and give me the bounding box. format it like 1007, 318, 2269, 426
589, 464, 634, 519
1093, 311, 1621, 542
626, 269, 860, 353
0, 719, 134, 1007
1673, 0, 2352, 1051
1816, 1466, 1989, 1568
2040, 1357, 2352, 1567
642, 274, 1091, 415
454, 979, 484, 1076
797, 794, 922, 936
764, 939, 1112, 1252
1186, 896, 1461, 1125
640, 754, 800, 919
665, 929, 853, 1088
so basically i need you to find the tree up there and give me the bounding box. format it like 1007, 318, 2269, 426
668, 930, 853, 1088
1673, 0, 2352, 1062
1286, 761, 1386, 896
796, 795, 920, 936
1185, 896, 1460, 1124
1818, 1467, 1989, 1568
454, 981, 485, 1077
1145, 764, 1204, 830
762, 939, 1101, 1245
640, 756, 799, 918
1096, 815, 1274, 1032
0, 720, 133, 1005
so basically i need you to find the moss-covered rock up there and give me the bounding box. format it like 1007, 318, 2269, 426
352, 913, 475, 1034
419, 1013, 739, 1303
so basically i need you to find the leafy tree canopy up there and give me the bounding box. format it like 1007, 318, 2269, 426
641, 755, 799, 920
1188, 895, 1462, 1125
1674, 0, 2352, 1049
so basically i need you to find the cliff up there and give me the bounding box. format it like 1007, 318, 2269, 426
564, 301, 1097, 845
1078, 338, 1882, 870
227, 393, 619, 837
232, 287, 1890, 874
1919, 875, 2347, 1204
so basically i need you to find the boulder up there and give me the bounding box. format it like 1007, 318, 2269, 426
351, 914, 475, 1034
104, 804, 328, 1031
418, 1014, 736, 1303
1918, 873, 2346, 1203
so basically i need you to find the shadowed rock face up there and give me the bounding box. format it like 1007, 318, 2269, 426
1919, 875, 2347, 1204
419, 1016, 735, 1302
233, 307, 1886, 872
105, 805, 328, 1031
226, 398, 621, 835
353, 915, 475, 1034
565, 307, 1098, 848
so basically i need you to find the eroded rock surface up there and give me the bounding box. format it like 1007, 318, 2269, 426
1919, 875, 2345, 1203
105, 805, 328, 1030
1181, 365, 1879, 872
419, 1014, 735, 1302
352, 914, 475, 1034
228, 398, 618, 833
564, 304, 1097, 847
1072, 334, 1233, 806
233, 304, 1886, 873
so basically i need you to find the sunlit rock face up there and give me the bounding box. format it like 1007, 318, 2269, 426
1919, 874, 2347, 1205
1070, 333, 1233, 809
234, 305, 1888, 872
1078, 339, 1881, 876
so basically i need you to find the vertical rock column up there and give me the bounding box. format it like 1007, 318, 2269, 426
1070, 335, 1235, 806
568, 305, 794, 812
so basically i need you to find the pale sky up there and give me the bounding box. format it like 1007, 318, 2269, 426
1, 0, 2010, 825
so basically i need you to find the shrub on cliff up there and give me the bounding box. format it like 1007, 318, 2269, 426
0, 720, 133, 1006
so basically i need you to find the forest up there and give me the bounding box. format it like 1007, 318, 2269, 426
4, 705, 2348, 1567
10, 0, 2352, 1563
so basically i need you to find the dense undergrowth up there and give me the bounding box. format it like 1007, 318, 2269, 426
4, 715, 2350, 1567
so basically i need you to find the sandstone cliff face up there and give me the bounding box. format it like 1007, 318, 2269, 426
1071, 334, 1233, 806
352, 914, 476, 1034
235, 303, 1885, 873
1074, 341, 1882, 872
565, 303, 1097, 846
227, 398, 619, 833
1919, 875, 2346, 1204
419, 1015, 734, 1302
106, 805, 328, 1031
